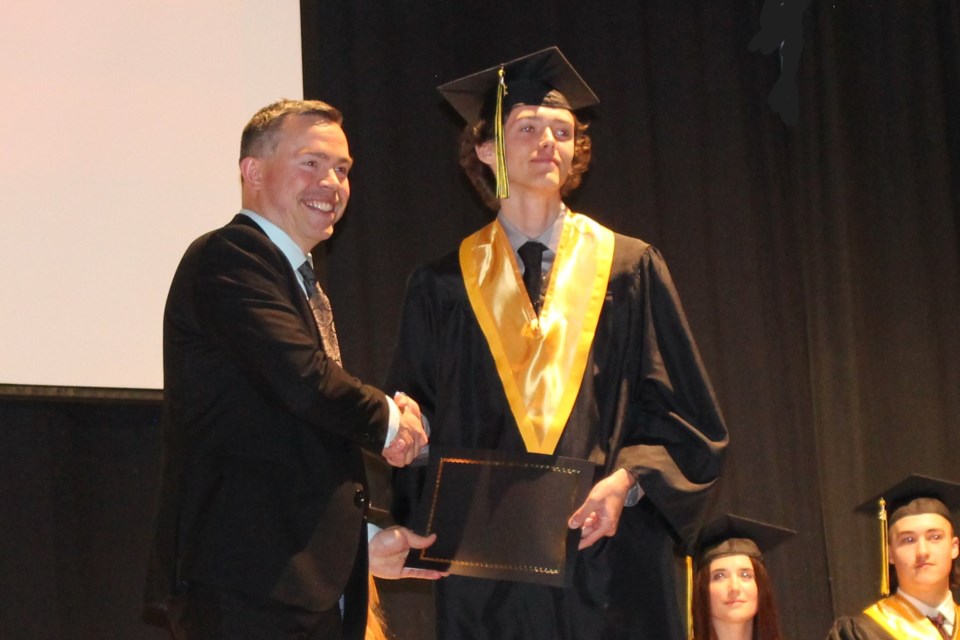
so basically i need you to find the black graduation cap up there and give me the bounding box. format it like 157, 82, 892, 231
856, 473, 960, 527
695, 514, 796, 570
437, 47, 599, 200
438, 46, 599, 125
854, 473, 960, 596
682, 514, 795, 638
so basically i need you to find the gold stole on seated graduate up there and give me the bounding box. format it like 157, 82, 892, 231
458, 213, 614, 455
864, 595, 960, 639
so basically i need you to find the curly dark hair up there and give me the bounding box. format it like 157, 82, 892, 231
692, 556, 785, 640
458, 113, 592, 211
240, 98, 343, 163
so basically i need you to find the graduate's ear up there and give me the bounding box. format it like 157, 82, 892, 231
476, 140, 495, 167
951, 534, 959, 561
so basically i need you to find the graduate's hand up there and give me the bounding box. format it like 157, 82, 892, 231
383, 394, 428, 467
368, 526, 446, 580
568, 468, 633, 550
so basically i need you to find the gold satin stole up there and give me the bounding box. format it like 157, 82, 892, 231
864, 595, 960, 639
459, 213, 614, 454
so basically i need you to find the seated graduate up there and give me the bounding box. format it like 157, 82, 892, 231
826, 474, 960, 640
692, 514, 795, 640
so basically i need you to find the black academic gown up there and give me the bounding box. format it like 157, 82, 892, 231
827, 597, 960, 640
826, 615, 899, 640
388, 222, 728, 640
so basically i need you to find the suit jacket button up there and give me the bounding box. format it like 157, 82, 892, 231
354, 488, 367, 509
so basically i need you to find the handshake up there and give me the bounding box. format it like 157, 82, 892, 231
372, 392, 446, 582
381, 391, 429, 467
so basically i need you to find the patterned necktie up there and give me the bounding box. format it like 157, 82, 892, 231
297, 261, 342, 366
929, 613, 951, 640
517, 241, 547, 314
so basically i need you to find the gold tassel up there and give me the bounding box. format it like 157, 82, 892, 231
494, 66, 510, 199
365, 575, 389, 640
686, 555, 694, 640
879, 497, 890, 597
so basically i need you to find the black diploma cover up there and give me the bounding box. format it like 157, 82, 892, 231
405, 448, 594, 586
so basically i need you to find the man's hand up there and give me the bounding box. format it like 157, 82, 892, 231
368, 525, 446, 580
393, 392, 421, 421
568, 468, 633, 550
382, 393, 428, 467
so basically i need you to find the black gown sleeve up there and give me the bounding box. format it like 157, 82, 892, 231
612, 244, 728, 545
385, 262, 448, 525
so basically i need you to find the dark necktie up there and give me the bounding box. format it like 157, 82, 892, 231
297, 261, 342, 366
517, 241, 547, 313
929, 613, 951, 640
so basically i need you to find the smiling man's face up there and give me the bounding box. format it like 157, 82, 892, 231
243, 114, 353, 252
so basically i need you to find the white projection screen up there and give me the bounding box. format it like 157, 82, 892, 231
0, 2, 303, 393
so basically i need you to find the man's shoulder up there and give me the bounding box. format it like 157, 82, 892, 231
172, 216, 283, 291
210, 214, 269, 246
570, 212, 652, 256
609, 231, 657, 274
414, 248, 462, 277
183, 215, 274, 259
612, 231, 651, 254
827, 610, 893, 640
395, 245, 476, 314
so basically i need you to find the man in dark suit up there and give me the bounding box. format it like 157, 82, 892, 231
145, 99, 440, 640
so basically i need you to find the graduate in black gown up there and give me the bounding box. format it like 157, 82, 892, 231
387, 47, 729, 640
826, 475, 960, 640
691, 515, 793, 640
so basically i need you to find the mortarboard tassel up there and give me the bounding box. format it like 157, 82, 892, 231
686, 555, 694, 640
879, 497, 890, 597
494, 66, 510, 199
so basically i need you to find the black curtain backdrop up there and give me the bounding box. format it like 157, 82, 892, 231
300, 1, 960, 638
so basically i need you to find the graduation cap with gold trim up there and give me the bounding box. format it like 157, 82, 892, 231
437, 46, 599, 200
855, 473, 960, 596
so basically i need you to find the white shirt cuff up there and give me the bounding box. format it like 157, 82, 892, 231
625, 477, 645, 507
383, 395, 400, 447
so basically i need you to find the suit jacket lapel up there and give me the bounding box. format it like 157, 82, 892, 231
226, 214, 322, 345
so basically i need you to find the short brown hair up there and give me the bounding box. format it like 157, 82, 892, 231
240, 99, 343, 162
458, 114, 592, 211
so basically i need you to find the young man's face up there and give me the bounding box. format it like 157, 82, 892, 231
242, 114, 352, 253
477, 104, 576, 199
889, 513, 959, 599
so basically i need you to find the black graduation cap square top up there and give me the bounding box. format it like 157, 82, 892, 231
438, 46, 599, 125
695, 514, 796, 569
856, 473, 960, 526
